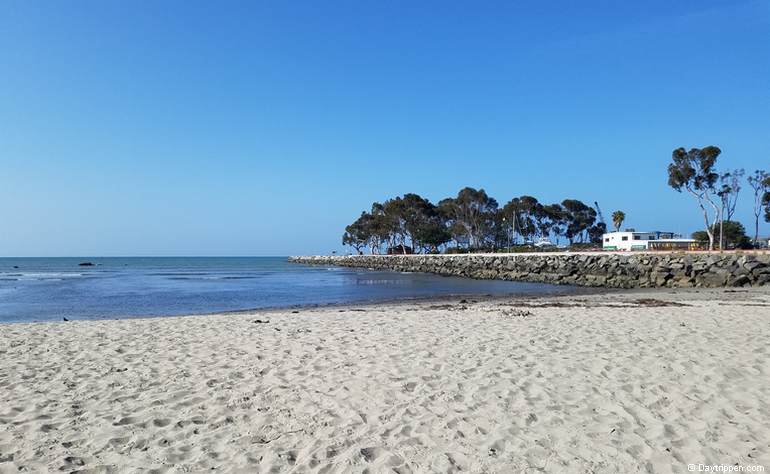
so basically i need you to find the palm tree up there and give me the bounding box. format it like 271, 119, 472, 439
611, 210, 626, 232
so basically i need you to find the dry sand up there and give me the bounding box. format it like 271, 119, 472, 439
1, 289, 769, 473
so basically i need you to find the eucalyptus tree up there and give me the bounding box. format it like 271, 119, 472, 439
667, 146, 722, 251
541, 203, 567, 243
400, 193, 446, 252
368, 202, 394, 253
763, 177, 770, 229
716, 169, 744, 249
765, 192, 770, 224
517, 196, 541, 241
561, 199, 597, 243
501, 196, 538, 243
718, 169, 744, 222
587, 222, 607, 244
747, 170, 770, 244
532, 203, 553, 240
342, 212, 372, 254
380, 193, 439, 253
500, 198, 519, 243
413, 218, 452, 253
439, 188, 498, 249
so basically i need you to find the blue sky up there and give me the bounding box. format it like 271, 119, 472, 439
1, 0, 768, 256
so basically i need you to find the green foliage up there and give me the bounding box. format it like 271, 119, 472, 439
747, 170, 770, 242
501, 196, 539, 241
587, 222, 607, 244
762, 173, 770, 223
439, 188, 499, 249
342, 212, 372, 254
561, 199, 597, 244
667, 146, 721, 192
611, 210, 625, 232
692, 221, 751, 249
343, 190, 602, 254
691, 230, 709, 243
667, 146, 722, 250
342, 149, 762, 254
718, 169, 744, 222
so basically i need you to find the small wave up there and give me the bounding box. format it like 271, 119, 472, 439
356, 279, 408, 285
166, 275, 258, 281
148, 272, 213, 276
0, 272, 84, 281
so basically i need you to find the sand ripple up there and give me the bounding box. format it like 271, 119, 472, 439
0, 290, 768, 473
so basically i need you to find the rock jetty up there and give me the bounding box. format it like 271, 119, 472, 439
289, 253, 770, 288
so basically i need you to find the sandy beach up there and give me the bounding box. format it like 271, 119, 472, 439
1, 289, 769, 473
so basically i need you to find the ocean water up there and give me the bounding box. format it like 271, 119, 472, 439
0, 257, 575, 323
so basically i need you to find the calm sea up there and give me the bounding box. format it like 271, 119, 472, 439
0, 257, 575, 323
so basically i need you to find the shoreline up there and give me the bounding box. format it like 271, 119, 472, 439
9, 283, 716, 326
0, 283, 600, 326
2, 287, 768, 472
1, 285, 760, 327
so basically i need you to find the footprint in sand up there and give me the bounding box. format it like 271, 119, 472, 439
152, 418, 171, 427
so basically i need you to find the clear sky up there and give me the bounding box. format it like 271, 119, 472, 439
1, 0, 768, 256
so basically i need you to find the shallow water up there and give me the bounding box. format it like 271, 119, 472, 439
0, 257, 576, 322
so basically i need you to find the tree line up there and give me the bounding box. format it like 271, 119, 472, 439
343, 188, 607, 254
342, 147, 769, 254
667, 146, 770, 250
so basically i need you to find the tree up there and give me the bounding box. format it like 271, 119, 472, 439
345, 190, 606, 253
692, 221, 751, 249
488, 209, 510, 250
747, 170, 770, 243
532, 203, 552, 239
541, 204, 566, 243
436, 199, 466, 249
716, 169, 744, 249
718, 169, 744, 222
342, 212, 372, 254
381, 193, 439, 254
667, 146, 722, 251
561, 199, 597, 244
764, 189, 770, 223
368, 202, 394, 254
413, 219, 452, 253
381, 198, 407, 253
501, 196, 538, 243
399, 193, 452, 253
587, 222, 607, 244
342, 207, 394, 255
611, 210, 626, 232
438, 188, 498, 249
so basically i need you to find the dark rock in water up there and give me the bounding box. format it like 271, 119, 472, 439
78, 262, 95, 266
62, 317, 70, 322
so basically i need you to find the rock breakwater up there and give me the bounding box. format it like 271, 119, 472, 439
289, 253, 770, 288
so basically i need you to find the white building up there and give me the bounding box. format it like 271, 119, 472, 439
602, 231, 698, 251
